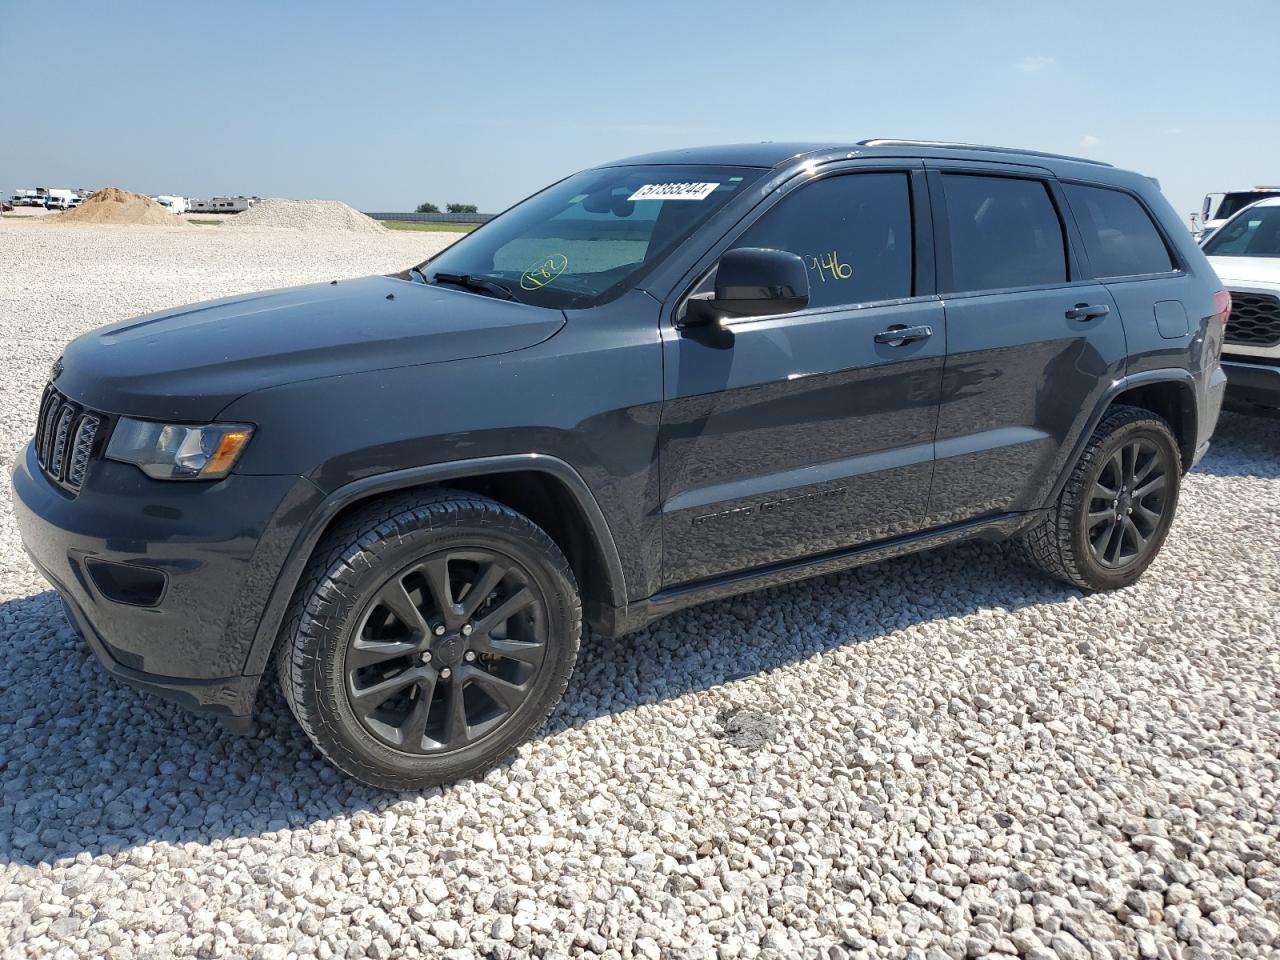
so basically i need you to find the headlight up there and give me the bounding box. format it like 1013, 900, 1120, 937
105, 419, 255, 480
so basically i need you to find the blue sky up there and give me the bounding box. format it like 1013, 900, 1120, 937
3, 0, 1278, 222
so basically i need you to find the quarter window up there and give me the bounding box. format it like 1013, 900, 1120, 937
942, 175, 1067, 292
729, 172, 914, 310
1065, 183, 1175, 277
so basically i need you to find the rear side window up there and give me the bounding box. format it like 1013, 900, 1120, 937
942, 175, 1066, 292
731, 172, 913, 310
1065, 184, 1175, 277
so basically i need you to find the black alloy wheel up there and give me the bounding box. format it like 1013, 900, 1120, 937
1018, 406, 1181, 592
1085, 437, 1171, 570
345, 549, 548, 754
277, 491, 581, 790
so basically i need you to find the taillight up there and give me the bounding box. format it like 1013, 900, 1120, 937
1213, 289, 1232, 326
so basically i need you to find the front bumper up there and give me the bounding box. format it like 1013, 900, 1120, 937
12, 441, 317, 724
1222, 358, 1280, 412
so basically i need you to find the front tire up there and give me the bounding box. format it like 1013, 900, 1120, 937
277, 491, 581, 790
1020, 406, 1181, 591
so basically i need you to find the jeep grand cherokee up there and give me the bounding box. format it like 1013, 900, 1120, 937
13, 140, 1228, 788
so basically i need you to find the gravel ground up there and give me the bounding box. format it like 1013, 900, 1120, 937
0, 220, 1277, 960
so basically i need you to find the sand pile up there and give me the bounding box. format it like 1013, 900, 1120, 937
53, 188, 182, 226
225, 199, 385, 234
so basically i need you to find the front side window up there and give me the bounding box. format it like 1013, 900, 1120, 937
1203, 205, 1280, 258
1065, 183, 1174, 277
727, 172, 914, 310
943, 174, 1067, 292
419, 164, 763, 309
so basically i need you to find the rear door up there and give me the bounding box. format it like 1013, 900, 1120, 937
658, 164, 945, 586
1059, 181, 1195, 377
926, 163, 1127, 525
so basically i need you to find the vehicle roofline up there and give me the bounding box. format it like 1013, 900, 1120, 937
857, 138, 1114, 168
594, 140, 1151, 183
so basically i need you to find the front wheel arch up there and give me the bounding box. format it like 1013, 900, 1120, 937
242, 456, 626, 679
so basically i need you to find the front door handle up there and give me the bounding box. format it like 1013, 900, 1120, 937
874, 324, 933, 347
1065, 303, 1110, 321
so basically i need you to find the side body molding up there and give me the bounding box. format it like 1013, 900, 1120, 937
240, 453, 628, 676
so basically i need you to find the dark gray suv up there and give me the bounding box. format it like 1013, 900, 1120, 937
13, 140, 1229, 788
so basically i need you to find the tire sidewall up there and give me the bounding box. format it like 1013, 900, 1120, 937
1068, 419, 1181, 590
298, 506, 579, 787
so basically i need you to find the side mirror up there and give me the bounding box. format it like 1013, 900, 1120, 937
681, 247, 810, 327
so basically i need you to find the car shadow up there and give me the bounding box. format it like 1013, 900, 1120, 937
0, 542, 1070, 867
1, 409, 1274, 868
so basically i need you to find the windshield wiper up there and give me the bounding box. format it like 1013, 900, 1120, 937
430, 271, 519, 302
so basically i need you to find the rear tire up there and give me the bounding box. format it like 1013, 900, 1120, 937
1019, 406, 1181, 591
276, 490, 580, 790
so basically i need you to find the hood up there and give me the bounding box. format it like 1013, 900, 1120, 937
1206, 256, 1280, 287
55, 276, 566, 420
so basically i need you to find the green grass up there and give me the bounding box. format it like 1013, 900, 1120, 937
381, 220, 477, 233
186, 218, 223, 226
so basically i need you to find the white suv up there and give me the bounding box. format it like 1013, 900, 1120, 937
1203, 197, 1280, 413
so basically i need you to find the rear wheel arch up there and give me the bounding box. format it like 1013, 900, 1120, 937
1108, 378, 1196, 472
243, 456, 626, 678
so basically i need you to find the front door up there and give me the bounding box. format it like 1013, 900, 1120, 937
658, 168, 946, 587
925, 167, 1128, 525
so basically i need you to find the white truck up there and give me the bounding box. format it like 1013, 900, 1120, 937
1196, 187, 1280, 241
1201, 196, 1280, 413
43, 189, 76, 210
153, 195, 189, 215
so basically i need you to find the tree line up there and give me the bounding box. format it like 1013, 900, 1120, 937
415, 202, 479, 214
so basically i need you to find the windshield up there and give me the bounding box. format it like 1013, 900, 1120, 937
417, 164, 764, 309
1203, 205, 1280, 258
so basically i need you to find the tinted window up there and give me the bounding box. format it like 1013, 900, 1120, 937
1203, 205, 1280, 258
730, 172, 913, 309
1066, 184, 1174, 277
943, 175, 1066, 292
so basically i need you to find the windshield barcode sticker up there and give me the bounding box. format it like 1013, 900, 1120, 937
628, 182, 719, 202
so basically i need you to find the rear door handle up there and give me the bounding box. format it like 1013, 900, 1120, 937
874, 324, 933, 347
1065, 303, 1110, 321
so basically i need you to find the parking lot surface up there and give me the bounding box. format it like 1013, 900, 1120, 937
0, 220, 1276, 960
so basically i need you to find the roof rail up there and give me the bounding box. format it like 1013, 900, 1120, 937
857, 139, 1113, 168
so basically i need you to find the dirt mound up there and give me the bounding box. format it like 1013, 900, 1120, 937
52, 188, 182, 226
225, 198, 385, 234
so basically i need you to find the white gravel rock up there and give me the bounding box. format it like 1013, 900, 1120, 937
0, 219, 1278, 959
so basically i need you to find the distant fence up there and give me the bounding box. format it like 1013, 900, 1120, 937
364, 211, 495, 224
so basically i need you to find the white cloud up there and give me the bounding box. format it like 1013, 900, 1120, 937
1165, 127, 1182, 135
1079, 134, 1102, 148
1015, 56, 1055, 73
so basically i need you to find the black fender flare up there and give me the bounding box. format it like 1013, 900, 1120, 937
241, 453, 627, 676
1047, 367, 1198, 505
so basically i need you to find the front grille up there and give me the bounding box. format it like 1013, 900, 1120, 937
1225, 291, 1280, 347
34, 384, 103, 493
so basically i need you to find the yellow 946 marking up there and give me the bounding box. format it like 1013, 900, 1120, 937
805, 249, 853, 282
520, 253, 569, 290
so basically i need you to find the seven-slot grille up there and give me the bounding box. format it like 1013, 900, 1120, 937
34, 385, 102, 493
1224, 291, 1280, 348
